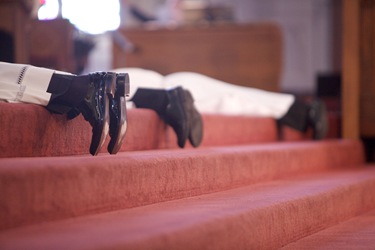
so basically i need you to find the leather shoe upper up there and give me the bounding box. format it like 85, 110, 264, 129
78, 72, 111, 156
308, 99, 328, 140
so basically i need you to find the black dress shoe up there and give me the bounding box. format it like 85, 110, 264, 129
165, 87, 203, 148
183, 89, 203, 147
107, 73, 130, 154
308, 99, 328, 140
131, 87, 203, 148
78, 72, 111, 156
165, 87, 190, 148
130, 87, 188, 147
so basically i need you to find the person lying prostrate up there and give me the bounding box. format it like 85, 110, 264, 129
114, 67, 328, 143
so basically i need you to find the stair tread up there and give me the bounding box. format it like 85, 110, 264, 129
282, 209, 375, 249
0, 139, 364, 230
1, 167, 375, 250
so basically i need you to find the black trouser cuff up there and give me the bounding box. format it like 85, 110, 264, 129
46, 73, 90, 114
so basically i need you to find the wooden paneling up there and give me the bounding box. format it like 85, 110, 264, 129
342, 0, 375, 138
359, 0, 375, 136
113, 23, 282, 92
342, 0, 360, 139
0, 0, 30, 63
0, 1, 75, 72
28, 19, 76, 72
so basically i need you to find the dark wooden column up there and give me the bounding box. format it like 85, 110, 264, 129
0, 0, 31, 63
342, 0, 375, 139
359, 0, 375, 137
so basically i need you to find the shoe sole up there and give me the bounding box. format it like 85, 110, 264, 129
89, 73, 111, 156
108, 73, 130, 154
183, 90, 203, 147
92, 98, 110, 155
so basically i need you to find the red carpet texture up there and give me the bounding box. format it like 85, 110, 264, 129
282, 208, 375, 249
0, 103, 279, 157
0, 139, 364, 230
1, 167, 375, 250
1, 102, 340, 158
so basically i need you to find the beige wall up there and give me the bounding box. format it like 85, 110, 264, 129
233, 0, 341, 94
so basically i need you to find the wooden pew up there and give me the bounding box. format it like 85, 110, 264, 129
0, 0, 30, 63
113, 23, 282, 92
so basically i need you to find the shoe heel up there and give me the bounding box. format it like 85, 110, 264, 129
105, 72, 117, 96
113, 73, 129, 97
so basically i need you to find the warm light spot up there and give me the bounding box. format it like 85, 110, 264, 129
38, 0, 120, 34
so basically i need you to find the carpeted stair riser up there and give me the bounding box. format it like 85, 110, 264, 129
1, 167, 375, 250
0, 103, 278, 157
0, 140, 364, 230
0, 103, 340, 158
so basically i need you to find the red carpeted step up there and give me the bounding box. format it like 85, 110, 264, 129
282, 210, 375, 250
281, 209, 375, 249
0, 103, 278, 157
1, 167, 375, 250
0, 139, 364, 230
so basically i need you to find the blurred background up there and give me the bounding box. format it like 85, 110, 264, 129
0, 0, 341, 96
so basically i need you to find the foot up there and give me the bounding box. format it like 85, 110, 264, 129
107, 73, 130, 154
183, 89, 203, 147
164, 87, 203, 148
308, 99, 328, 140
165, 87, 190, 148
131, 87, 203, 148
78, 72, 112, 156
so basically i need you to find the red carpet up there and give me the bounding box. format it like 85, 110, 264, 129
0, 140, 363, 230
0, 102, 373, 249
0, 103, 278, 157
1, 168, 375, 249
282, 209, 375, 249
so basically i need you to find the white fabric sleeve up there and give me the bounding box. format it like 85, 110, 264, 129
112, 67, 165, 98
163, 72, 295, 118
111, 67, 295, 118
0, 62, 55, 106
